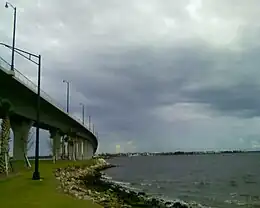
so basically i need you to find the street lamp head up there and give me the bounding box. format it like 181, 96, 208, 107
5, 2, 15, 9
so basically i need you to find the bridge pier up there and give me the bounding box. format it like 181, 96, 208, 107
83, 139, 93, 159
75, 139, 79, 160
68, 137, 76, 161
83, 140, 88, 159
50, 129, 62, 163
80, 140, 84, 160
10, 116, 33, 160
61, 136, 66, 159
62, 135, 69, 159
76, 139, 84, 160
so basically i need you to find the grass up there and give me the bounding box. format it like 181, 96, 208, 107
0, 160, 102, 208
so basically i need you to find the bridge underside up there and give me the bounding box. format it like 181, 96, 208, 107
0, 62, 97, 161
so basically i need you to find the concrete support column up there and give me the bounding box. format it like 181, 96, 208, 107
63, 135, 69, 159
76, 141, 79, 160
60, 136, 66, 160
74, 139, 78, 160
75, 140, 78, 160
68, 137, 75, 161
68, 143, 73, 160
50, 129, 61, 163
84, 140, 94, 159
76, 139, 83, 160
10, 117, 33, 161
81, 140, 84, 160
83, 139, 89, 159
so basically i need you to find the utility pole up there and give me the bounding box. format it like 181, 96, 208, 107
63, 80, 70, 113
5, 2, 17, 72
80, 103, 85, 125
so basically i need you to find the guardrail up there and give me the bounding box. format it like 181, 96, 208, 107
0, 56, 11, 70
0, 56, 93, 134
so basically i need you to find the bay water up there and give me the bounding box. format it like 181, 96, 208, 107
105, 153, 260, 207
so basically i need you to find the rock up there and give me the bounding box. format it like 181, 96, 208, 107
83, 195, 92, 200
165, 201, 172, 207
172, 201, 189, 208
100, 197, 110, 202
122, 205, 132, 208
138, 191, 146, 196
87, 189, 92, 195
55, 159, 194, 208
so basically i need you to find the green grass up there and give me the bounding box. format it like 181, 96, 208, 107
0, 160, 102, 208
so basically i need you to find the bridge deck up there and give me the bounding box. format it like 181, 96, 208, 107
0, 56, 97, 151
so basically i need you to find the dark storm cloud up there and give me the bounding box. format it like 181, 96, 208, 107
181, 45, 260, 118
49, 42, 213, 132
47, 34, 260, 152
183, 83, 260, 118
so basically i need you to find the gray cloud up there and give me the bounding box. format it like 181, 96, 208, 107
2, 0, 260, 154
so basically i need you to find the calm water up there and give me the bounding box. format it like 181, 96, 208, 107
105, 153, 260, 208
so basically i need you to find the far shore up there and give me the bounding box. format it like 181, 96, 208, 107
7, 150, 259, 161
97, 149, 260, 159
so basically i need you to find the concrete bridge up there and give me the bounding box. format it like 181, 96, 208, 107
0, 56, 98, 160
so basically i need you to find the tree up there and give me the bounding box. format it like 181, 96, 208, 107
0, 99, 13, 174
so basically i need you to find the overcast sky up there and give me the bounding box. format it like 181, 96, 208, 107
1, 0, 260, 155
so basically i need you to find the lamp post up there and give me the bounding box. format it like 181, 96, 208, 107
5, 2, 16, 72
62, 80, 70, 160
79, 103, 85, 125
88, 115, 91, 131
63, 80, 70, 113
33, 54, 41, 180
0, 43, 42, 180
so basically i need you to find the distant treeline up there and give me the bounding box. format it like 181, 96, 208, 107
150, 150, 260, 155
97, 150, 260, 158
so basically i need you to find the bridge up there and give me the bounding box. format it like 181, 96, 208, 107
0, 56, 98, 160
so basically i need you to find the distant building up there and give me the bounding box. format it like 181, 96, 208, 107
116, 144, 121, 154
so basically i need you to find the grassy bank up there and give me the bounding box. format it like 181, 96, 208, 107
0, 160, 102, 208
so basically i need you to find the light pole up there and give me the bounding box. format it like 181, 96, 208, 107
33, 54, 41, 180
62, 80, 70, 160
79, 103, 85, 125
0, 43, 42, 180
88, 115, 91, 131
5, 2, 16, 72
63, 80, 70, 113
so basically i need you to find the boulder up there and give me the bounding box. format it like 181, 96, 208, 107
55, 159, 193, 208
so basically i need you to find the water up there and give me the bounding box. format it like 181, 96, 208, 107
105, 153, 260, 208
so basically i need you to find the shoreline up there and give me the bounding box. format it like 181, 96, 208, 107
96, 150, 260, 159
55, 158, 200, 208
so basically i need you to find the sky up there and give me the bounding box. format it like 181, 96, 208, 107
1, 0, 260, 155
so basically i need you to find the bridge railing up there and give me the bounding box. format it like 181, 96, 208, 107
0, 56, 93, 134
0, 56, 12, 73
